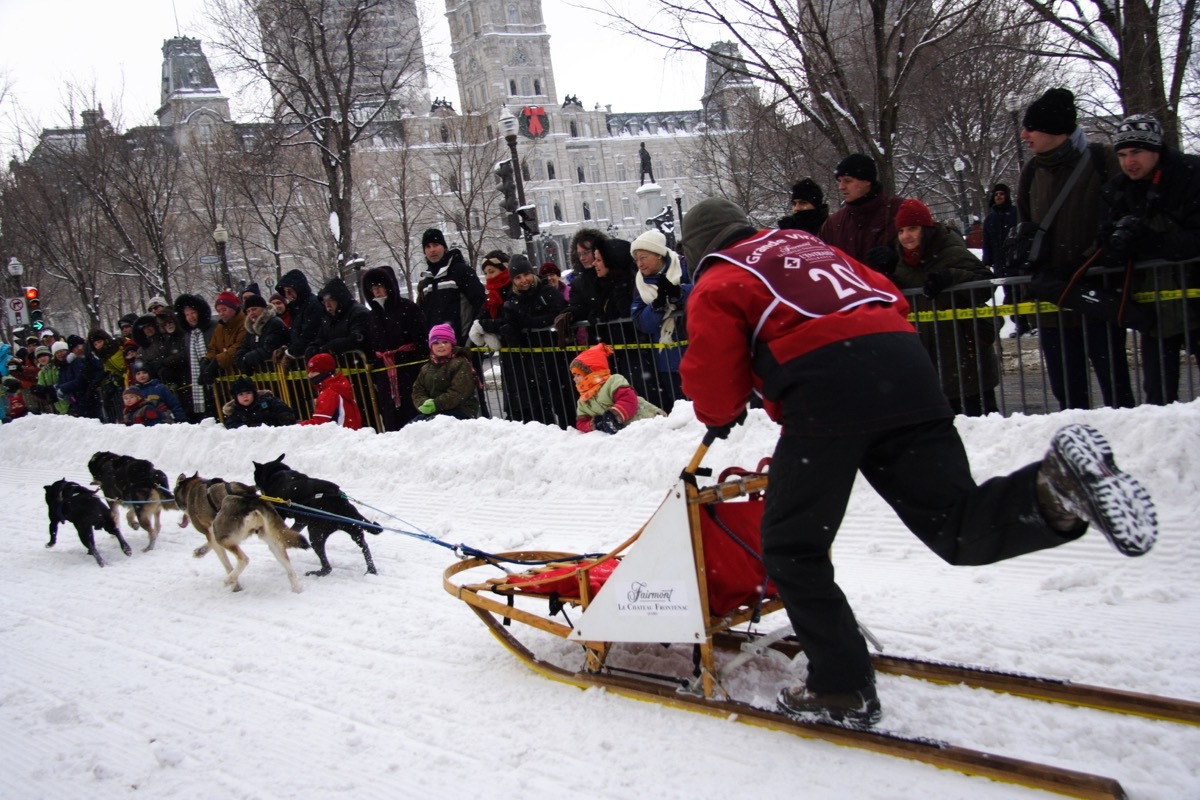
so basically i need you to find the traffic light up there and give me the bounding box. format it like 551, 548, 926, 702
25, 286, 44, 331
494, 159, 522, 239
494, 159, 518, 214
518, 206, 539, 237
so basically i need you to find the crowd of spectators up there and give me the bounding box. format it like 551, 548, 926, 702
4, 91, 1195, 429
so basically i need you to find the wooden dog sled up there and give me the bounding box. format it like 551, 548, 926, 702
444, 436, 1199, 800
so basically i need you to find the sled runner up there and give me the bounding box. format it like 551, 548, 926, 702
444, 436, 1197, 799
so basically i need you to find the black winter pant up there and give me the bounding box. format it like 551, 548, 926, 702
1039, 319, 1135, 410
1141, 330, 1200, 405
760, 418, 1082, 694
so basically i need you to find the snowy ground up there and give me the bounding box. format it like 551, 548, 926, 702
1, 402, 1198, 800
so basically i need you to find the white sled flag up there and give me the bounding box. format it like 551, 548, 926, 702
570, 481, 707, 644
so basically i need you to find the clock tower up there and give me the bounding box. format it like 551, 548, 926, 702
444, 0, 558, 115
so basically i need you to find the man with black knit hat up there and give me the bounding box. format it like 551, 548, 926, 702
1016, 87, 1135, 410
678, 195, 1158, 728
818, 153, 904, 262
777, 178, 829, 235
981, 183, 1028, 335
1101, 113, 1200, 405
417, 227, 485, 344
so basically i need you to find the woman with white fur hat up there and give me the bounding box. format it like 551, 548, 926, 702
629, 228, 690, 412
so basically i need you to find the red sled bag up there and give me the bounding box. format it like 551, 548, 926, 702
700, 499, 777, 616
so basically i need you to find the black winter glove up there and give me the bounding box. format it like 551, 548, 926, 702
705, 408, 747, 441
864, 246, 899, 275
593, 410, 621, 435
651, 280, 682, 311
198, 359, 218, 386
923, 270, 954, 298
1106, 215, 1145, 261
499, 324, 519, 344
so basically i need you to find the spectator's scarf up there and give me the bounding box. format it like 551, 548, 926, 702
187, 329, 206, 411
484, 271, 511, 319
634, 257, 684, 344
570, 343, 613, 401
375, 346, 414, 408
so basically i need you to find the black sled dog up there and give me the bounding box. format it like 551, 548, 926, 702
252, 454, 381, 577
44, 479, 133, 567
87, 451, 174, 552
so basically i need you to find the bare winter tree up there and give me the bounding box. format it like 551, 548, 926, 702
1014, 0, 1198, 146
226, 121, 333, 285
208, 0, 434, 284
604, 0, 990, 193
897, 4, 1061, 220
29, 111, 184, 303
0, 158, 114, 330
421, 113, 508, 273
692, 95, 834, 225
358, 130, 437, 294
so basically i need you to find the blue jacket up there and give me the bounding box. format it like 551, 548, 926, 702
630, 257, 691, 373
57, 352, 103, 417
132, 378, 186, 422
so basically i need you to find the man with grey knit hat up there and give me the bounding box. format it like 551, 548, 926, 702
1101, 112, 1200, 404
679, 196, 1158, 729
1016, 86, 1136, 410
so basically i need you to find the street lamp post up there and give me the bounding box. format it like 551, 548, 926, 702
1005, 94, 1026, 169
672, 184, 684, 229
212, 224, 232, 290
953, 157, 969, 234
498, 108, 537, 261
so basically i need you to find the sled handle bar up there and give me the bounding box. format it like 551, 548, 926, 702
684, 437, 713, 477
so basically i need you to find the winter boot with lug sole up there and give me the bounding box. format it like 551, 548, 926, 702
1041, 423, 1157, 557
776, 682, 882, 728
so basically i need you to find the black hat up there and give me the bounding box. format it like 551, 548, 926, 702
422, 228, 447, 248
243, 294, 268, 309
508, 254, 535, 278
1112, 114, 1164, 153
66, 334, 86, 349
239, 282, 261, 298
1022, 88, 1077, 135
129, 359, 150, 375
231, 376, 256, 396
118, 313, 140, 329
835, 153, 877, 183
790, 178, 824, 206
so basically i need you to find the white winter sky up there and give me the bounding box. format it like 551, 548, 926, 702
0, 0, 707, 159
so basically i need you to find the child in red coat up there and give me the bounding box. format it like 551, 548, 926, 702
299, 352, 363, 429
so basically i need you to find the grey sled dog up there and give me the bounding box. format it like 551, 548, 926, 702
173, 474, 310, 592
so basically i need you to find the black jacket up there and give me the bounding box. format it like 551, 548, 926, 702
500, 278, 567, 344
276, 269, 325, 359
360, 266, 429, 358
417, 248, 485, 342
236, 306, 291, 373
222, 391, 297, 429
311, 277, 373, 358
982, 199, 1019, 274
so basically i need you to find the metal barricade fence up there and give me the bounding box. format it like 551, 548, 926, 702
212, 350, 389, 431
904, 258, 1199, 414
207, 259, 1198, 431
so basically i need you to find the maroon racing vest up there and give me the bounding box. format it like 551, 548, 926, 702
698, 229, 899, 319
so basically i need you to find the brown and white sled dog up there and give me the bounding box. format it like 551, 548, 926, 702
174, 473, 310, 592
88, 451, 175, 552
173, 472, 235, 575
